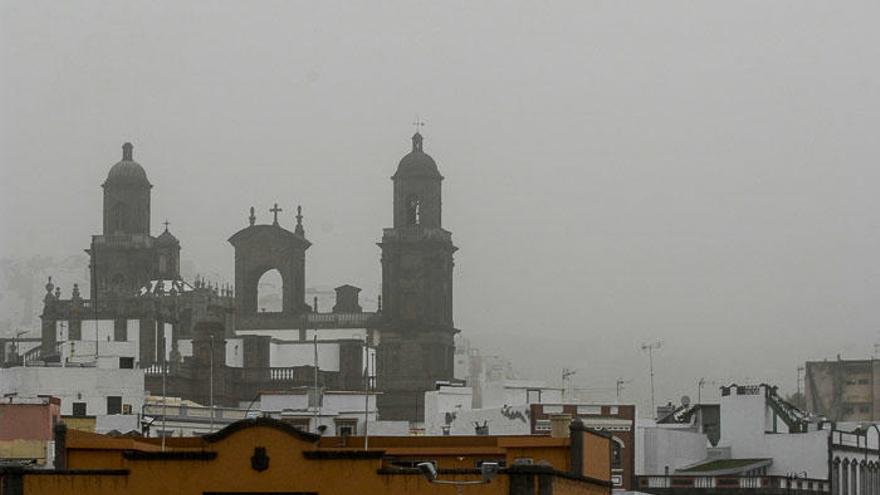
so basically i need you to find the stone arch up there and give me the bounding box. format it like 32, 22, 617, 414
229, 223, 311, 325
256, 268, 284, 313
611, 435, 624, 469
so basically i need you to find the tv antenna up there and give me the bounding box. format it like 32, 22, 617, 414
641, 340, 663, 418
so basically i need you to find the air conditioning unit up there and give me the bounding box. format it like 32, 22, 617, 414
512, 457, 534, 465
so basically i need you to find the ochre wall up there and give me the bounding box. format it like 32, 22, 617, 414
19, 426, 609, 495
583, 432, 611, 482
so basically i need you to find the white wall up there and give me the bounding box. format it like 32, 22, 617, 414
270, 341, 340, 371
718, 386, 830, 478
0, 366, 145, 416
226, 338, 243, 367
639, 426, 708, 475
424, 404, 532, 436
95, 414, 140, 434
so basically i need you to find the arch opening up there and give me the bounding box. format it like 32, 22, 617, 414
406, 195, 421, 225
257, 269, 284, 313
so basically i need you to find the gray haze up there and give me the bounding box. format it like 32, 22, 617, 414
2, 1, 879, 412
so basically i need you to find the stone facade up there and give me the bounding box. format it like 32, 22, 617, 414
34, 134, 460, 422
376, 132, 458, 421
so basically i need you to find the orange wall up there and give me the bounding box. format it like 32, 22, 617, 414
19, 426, 610, 495
582, 432, 611, 482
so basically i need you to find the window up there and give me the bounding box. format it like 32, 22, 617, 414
406, 195, 421, 225
72, 402, 87, 417
534, 419, 551, 432
286, 418, 311, 432
526, 389, 542, 404
611, 437, 624, 468
107, 396, 122, 415
119, 357, 134, 369
335, 419, 357, 437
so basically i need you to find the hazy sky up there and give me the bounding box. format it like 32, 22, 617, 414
3, 1, 879, 412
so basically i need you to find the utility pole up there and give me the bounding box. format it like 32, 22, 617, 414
562, 368, 576, 402
209, 334, 214, 433
161, 333, 167, 451
313, 333, 319, 434
641, 341, 663, 419
363, 337, 370, 451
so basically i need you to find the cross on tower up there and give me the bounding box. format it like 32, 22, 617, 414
163, 219, 170, 231
412, 117, 425, 133
270, 203, 283, 225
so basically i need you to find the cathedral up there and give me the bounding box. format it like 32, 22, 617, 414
35, 132, 459, 422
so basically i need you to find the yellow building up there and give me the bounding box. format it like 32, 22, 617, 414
0, 417, 611, 495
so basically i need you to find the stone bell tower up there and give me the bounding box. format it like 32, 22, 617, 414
376, 130, 458, 421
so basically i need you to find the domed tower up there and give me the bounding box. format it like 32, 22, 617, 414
103, 142, 152, 235
87, 143, 157, 300
155, 223, 181, 280
376, 131, 458, 421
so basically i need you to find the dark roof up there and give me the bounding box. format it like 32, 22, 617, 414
156, 229, 179, 245
105, 143, 151, 187
677, 458, 772, 474
202, 417, 321, 444
106, 160, 150, 185
392, 133, 443, 180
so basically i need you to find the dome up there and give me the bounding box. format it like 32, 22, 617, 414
105, 142, 150, 186
392, 133, 443, 180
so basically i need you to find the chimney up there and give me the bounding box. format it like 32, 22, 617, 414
54, 422, 68, 470
550, 414, 572, 438
474, 421, 489, 435
333, 285, 363, 313
568, 418, 586, 477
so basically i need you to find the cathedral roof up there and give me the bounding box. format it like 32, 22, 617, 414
392, 133, 443, 180
156, 228, 179, 245
105, 142, 151, 186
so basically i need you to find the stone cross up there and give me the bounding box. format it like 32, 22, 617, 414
163, 219, 170, 231
270, 203, 282, 225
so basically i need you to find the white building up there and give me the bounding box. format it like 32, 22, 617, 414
637, 383, 878, 495
0, 360, 144, 435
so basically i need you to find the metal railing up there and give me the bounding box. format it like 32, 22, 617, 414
637, 476, 830, 492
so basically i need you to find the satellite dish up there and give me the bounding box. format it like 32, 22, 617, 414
681, 395, 691, 407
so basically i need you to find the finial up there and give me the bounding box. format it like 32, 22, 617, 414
45, 276, 54, 294
270, 203, 282, 226
72, 283, 81, 300
295, 205, 305, 236
163, 219, 170, 232
377, 294, 382, 312
411, 118, 425, 152
122, 142, 133, 161
249, 206, 256, 226
54, 286, 61, 300
314, 296, 318, 313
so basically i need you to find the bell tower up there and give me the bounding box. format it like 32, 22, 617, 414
88, 142, 155, 300
377, 131, 458, 421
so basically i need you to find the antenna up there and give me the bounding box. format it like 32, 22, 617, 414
615, 378, 631, 403
562, 368, 576, 402
641, 340, 663, 419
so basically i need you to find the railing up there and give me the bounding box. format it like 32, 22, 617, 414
637, 476, 830, 493
270, 367, 313, 381
307, 312, 375, 325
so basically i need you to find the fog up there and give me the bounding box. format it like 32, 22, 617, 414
2, 1, 879, 412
